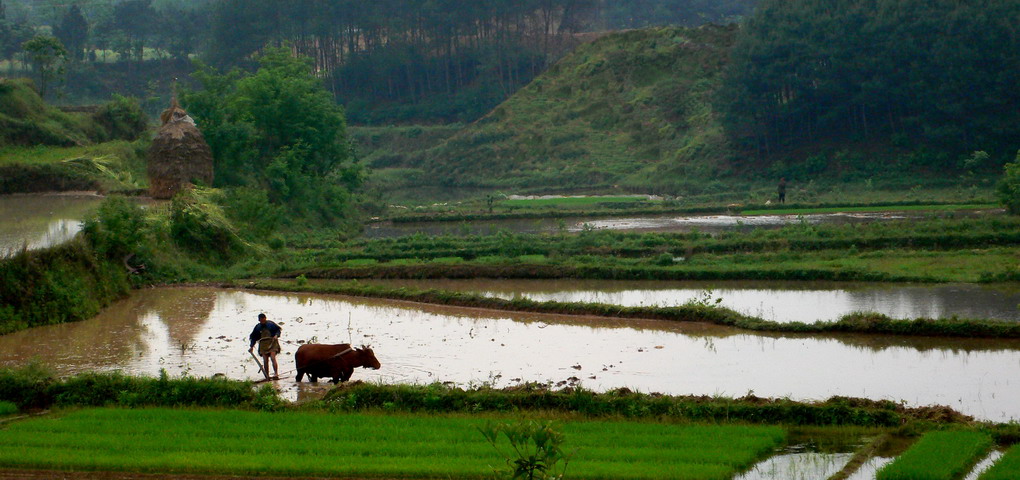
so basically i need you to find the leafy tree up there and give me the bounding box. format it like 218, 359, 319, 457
182, 46, 363, 225
997, 151, 1020, 215
22, 35, 67, 98
108, 0, 158, 62
53, 5, 88, 62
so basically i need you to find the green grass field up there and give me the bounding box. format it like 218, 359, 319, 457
0, 408, 785, 479
980, 444, 1020, 480
877, 430, 992, 480
0, 142, 139, 167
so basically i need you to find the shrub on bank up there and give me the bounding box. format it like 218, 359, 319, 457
0, 365, 272, 410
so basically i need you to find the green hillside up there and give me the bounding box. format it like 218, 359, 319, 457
0, 78, 95, 147
416, 25, 738, 192
0, 78, 149, 193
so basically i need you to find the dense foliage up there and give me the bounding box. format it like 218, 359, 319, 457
1, 0, 754, 123
720, 0, 1020, 166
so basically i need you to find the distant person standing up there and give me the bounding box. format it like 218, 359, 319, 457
248, 313, 282, 379
778, 178, 787, 204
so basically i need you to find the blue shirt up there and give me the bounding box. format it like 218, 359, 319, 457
249, 321, 282, 347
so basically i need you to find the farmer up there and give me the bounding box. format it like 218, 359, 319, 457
248, 313, 282, 379
777, 178, 787, 204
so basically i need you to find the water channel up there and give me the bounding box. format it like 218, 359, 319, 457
0, 193, 105, 255
2, 287, 1017, 422
356, 279, 1020, 323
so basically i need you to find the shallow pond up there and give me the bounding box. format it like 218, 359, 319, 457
0, 193, 104, 255
357, 279, 1020, 323
2, 287, 1018, 422
363, 210, 997, 238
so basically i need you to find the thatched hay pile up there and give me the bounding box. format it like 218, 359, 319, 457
147, 98, 214, 199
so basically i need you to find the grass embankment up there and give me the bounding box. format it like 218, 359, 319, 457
877, 430, 993, 480
0, 408, 784, 479
385, 198, 997, 223
278, 216, 1020, 283
0, 366, 275, 411
0, 239, 131, 335
245, 279, 1020, 339
0, 141, 150, 194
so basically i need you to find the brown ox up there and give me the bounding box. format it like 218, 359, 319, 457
294, 343, 381, 384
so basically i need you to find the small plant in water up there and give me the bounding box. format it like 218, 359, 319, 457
479, 420, 575, 480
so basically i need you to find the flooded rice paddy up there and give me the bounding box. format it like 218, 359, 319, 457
2, 287, 1018, 422
363, 210, 996, 238
358, 279, 1020, 323
0, 193, 104, 254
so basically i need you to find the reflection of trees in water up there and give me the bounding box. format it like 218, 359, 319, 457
0, 292, 150, 372
139, 288, 218, 348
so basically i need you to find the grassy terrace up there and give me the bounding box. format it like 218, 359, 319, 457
0, 408, 785, 479
385, 200, 998, 223
273, 215, 1020, 284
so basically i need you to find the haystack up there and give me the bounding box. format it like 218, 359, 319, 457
147, 98, 214, 199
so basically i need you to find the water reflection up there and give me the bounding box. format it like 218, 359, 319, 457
734, 452, 852, 480
0, 287, 1017, 422
362, 210, 998, 238
358, 279, 1020, 323
0, 193, 104, 254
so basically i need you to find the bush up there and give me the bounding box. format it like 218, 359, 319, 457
90, 94, 148, 142
82, 195, 148, 260
0, 401, 18, 416
169, 188, 247, 262
996, 151, 1020, 215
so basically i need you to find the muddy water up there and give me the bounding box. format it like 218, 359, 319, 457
734, 452, 852, 480
362, 210, 998, 238
0, 193, 104, 254
357, 279, 1020, 323
1, 287, 1018, 422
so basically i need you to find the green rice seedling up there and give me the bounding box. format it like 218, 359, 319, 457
876, 430, 992, 480
979, 444, 1020, 480
0, 408, 785, 479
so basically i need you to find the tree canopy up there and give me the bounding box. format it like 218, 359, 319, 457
719, 0, 1020, 166
182, 47, 362, 225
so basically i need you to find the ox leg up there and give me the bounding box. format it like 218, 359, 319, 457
331, 377, 340, 385
295, 369, 305, 382
309, 375, 318, 383
340, 368, 354, 382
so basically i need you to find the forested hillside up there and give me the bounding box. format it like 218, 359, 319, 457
411, 25, 737, 192
406, 0, 1019, 193
0, 0, 753, 123
720, 0, 1020, 167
